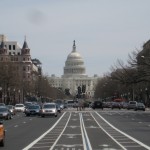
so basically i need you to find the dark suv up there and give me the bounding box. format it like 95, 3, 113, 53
91, 101, 103, 109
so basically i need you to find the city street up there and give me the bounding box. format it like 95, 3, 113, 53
2, 108, 150, 150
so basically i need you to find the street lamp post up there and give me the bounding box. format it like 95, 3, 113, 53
13, 89, 16, 105
145, 88, 148, 106
18, 90, 20, 103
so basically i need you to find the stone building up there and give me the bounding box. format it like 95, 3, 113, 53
0, 34, 40, 104
48, 41, 100, 99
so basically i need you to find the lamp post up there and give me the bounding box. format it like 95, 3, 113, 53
18, 90, 20, 103
145, 88, 148, 106
13, 89, 16, 105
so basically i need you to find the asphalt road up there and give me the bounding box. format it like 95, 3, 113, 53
1, 108, 150, 150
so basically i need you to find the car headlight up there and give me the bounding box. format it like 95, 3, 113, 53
3, 113, 8, 116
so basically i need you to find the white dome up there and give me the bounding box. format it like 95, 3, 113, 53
63, 41, 86, 77
67, 51, 82, 60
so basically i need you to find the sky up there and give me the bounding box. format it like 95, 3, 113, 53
1, 0, 150, 77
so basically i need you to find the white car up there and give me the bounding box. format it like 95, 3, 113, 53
40, 103, 58, 117
15, 104, 25, 112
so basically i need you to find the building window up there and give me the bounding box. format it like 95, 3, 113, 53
9, 52, 11, 55
9, 45, 11, 50
23, 66, 26, 71
1, 57, 3, 61
13, 45, 15, 50
23, 58, 25, 61
18, 52, 20, 55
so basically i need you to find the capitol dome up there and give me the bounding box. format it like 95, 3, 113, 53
63, 41, 86, 77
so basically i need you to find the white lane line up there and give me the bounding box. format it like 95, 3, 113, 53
49, 113, 71, 150
91, 113, 127, 150
22, 112, 66, 150
95, 112, 150, 150
14, 125, 18, 128
80, 113, 92, 150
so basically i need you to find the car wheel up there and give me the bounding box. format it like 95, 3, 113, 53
41, 115, 45, 117
55, 114, 57, 117
0, 138, 5, 147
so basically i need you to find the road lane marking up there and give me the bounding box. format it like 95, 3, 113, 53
91, 113, 126, 150
95, 111, 150, 150
22, 112, 67, 150
80, 113, 92, 150
49, 113, 71, 150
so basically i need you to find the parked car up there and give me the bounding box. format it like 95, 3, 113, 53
122, 102, 128, 109
0, 103, 5, 107
91, 101, 103, 109
40, 103, 58, 117
0, 121, 5, 146
15, 104, 25, 112
0, 107, 12, 120
103, 102, 112, 108
134, 102, 145, 111
7, 105, 16, 115
25, 105, 41, 116
111, 102, 121, 109
127, 101, 137, 110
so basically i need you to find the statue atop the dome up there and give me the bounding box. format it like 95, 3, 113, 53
73, 40, 76, 46
72, 40, 76, 52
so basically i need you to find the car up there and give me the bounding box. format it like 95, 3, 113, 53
7, 105, 16, 115
0, 121, 5, 146
122, 102, 128, 109
0, 107, 12, 120
127, 101, 137, 110
134, 102, 145, 111
14, 104, 25, 112
25, 105, 41, 116
59, 103, 65, 110
24, 102, 32, 108
40, 103, 58, 117
0, 103, 5, 107
111, 102, 121, 109
56, 104, 61, 113
91, 101, 103, 109
103, 102, 112, 108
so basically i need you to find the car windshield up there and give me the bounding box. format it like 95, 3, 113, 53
138, 103, 144, 106
130, 102, 136, 104
15, 104, 24, 107
29, 105, 40, 109
0, 103, 5, 106
7, 105, 13, 109
43, 104, 55, 109
0, 108, 7, 112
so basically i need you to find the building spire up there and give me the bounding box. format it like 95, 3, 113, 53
72, 40, 76, 52
22, 35, 29, 49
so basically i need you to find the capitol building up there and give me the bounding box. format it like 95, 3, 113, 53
48, 41, 100, 98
